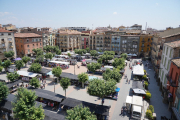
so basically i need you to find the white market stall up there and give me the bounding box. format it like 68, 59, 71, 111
133, 65, 144, 76
17, 71, 39, 82
49, 61, 70, 69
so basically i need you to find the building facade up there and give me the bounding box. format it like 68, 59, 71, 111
81, 31, 90, 49
55, 30, 81, 52
111, 35, 120, 54
0, 29, 17, 60
139, 34, 153, 57
2, 24, 16, 30
60, 27, 87, 32
14, 33, 43, 57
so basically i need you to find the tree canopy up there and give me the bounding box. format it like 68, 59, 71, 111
6, 71, 20, 82
90, 50, 98, 57
52, 66, 62, 78
22, 56, 31, 66
75, 49, 86, 55
78, 72, 89, 88
4, 51, 14, 58
35, 55, 44, 63
87, 78, 116, 105
100, 51, 115, 64
87, 63, 101, 74
12, 88, 45, 120
120, 53, 127, 59
2, 60, 11, 70
60, 77, 71, 97
15, 60, 24, 70
0, 82, 9, 102
32, 48, 43, 56
102, 68, 122, 83
86, 47, 90, 53
112, 58, 125, 69
29, 63, 41, 73
45, 53, 53, 60
66, 105, 97, 120
30, 77, 40, 88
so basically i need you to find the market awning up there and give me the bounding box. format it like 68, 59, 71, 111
60, 72, 78, 80
115, 87, 120, 92
132, 81, 144, 90
85, 60, 97, 63
7, 80, 23, 88
60, 98, 111, 116
28, 68, 51, 74
28, 87, 65, 102
44, 109, 66, 120
17, 71, 38, 77
172, 107, 180, 120
133, 88, 146, 95
133, 65, 144, 76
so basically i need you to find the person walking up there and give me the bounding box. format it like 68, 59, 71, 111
126, 78, 128, 83
129, 79, 130, 84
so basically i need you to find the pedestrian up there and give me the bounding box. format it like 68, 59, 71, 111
126, 78, 128, 83
102, 98, 104, 105
129, 79, 130, 84
43, 83, 45, 88
121, 108, 123, 115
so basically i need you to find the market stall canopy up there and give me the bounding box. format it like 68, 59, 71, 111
17, 71, 38, 77
132, 54, 137, 56
132, 95, 143, 106
44, 109, 66, 120
83, 53, 91, 56
126, 96, 132, 104
133, 88, 146, 95
49, 61, 70, 65
132, 81, 144, 90
127, 53, 133, 56
108, 60, 114, 63
60, 72, 78, 80
7, 80, 23, 88
47, 71, 53, 75
60, 98, 111, 116
28, 87, 65, 102
14, 57, 22, 61
133, 65, 144, 76
28, 68, 51, 75
101, 66, 113, 71
0, 94, 46, 110
85, 60, 97, 63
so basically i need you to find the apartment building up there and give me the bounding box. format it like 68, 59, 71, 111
0, 29, 17, 60
81, 31, 90, 49
120, 35, 140, 55
60, 27, 87, 32
111, 35, 120, 54
14, 33, 43, 57
139, 34, 153, 57
2, 24, 16, 30
117, 24, 142, 31
55, 30, 81, 52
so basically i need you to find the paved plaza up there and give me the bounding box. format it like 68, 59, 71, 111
1, 59, 172, 120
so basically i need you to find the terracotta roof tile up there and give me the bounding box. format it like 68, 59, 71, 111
172, 59, 180, 67
14, 33, 42, 38
0, 29, 12, 33
165, 40, 180, 48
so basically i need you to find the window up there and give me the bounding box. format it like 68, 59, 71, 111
36, 39, 38, 42
3, 48, 6, 52
162, 55, 164, 64
164, 77, 167, 85
169, 49, 172, 58
27, 45, 29, 47
8, 38, 12, 41
164, 57, 167, 67
167, 61, 170, 70
28, 49, 30, 53
162, 71, 164, 82
166, 47, 168, 55
27, 39, 29, 42
33, 44, 34, 47
1, 33, 4, 36
21, 45, 23, 48
36, 44, 38, 46
40, 43, 41, 46
159, 69, 161, 77
20, 40, 22, 42
8, 33, 11, 35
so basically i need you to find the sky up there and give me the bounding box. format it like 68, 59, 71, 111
0, 0, 180, 30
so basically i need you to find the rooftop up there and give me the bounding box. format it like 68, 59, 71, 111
165, 40, 180, 48
0, 29, 12, 33
14, 33, 42, 38
172, 59, 180, 68
58, 30, 81, 35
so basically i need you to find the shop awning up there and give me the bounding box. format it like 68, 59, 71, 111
60, 72, 78, 80
28, 68, 51, 75
7, 80, 23, 88
28, 87, 65, 102
17, 71, 38, 77
60, 98, 111, 116
172, 107, 180, 120
85, 60, 97, 63
132, 81, 144, 90
44, 109, 66, 120
133, 88, 146, 95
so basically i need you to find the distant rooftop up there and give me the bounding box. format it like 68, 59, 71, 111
171, 59, 180, 68
0, 29, 12, 33
14, 33, 42, 38
165, 40, 180, 48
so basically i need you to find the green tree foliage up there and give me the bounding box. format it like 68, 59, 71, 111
2, 60, 11, 71
67, 53, 71, 58
6, 71, 20, 82
97, 58, 102, 64
87, 63, 101, 74
52, 66, 62, 79
43, 46, 52, 52
86, 47, 90, 53
22, 56, 31, 67
0, 82, 9, 102
66, 105, 97, 120
78, 72, 88, 88
149, 105, 154, 113
99, 49, 102, 52
144, 81, 148, 89
74, 49, 86, 55
102, 68, 122, 83
32, 48, 43, 56
142, 75, 147, 80
90, 50, 98, 57
0, 59, 2, 66
144, 70, 147, 74
56, 50, 61, 55
35, 55, 44, 63
30, 77, 40, 88
87, 78, 116, 105
146, 109, 153, 119
15, 60, 24, 70
120, 53, 127, 59
100, 51, 115, 64
60, 77, 71, 97
29, 63, 41, 73
112, 58, 125, 69
12, 88, 45, 120
4, 51, 14, 58
0, 66, 3, 73
45, 53, 53, 61
145, 91, 152, 100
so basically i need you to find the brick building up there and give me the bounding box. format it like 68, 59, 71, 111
14, 33, 43, 57
81, 31, 90, 49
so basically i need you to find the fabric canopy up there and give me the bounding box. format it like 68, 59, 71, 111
115, 87, 120, 92
133, 88, 146, 95
133, 65, 144, 76
7, 80, 23, 88
14, 57, 22, 61
44, 109, 66, 120
17, 71, 38, 77
60, 72, 78, 80
132, 81, 144, 90
61, 98, 111, 116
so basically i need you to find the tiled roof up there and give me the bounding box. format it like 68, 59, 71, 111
14, 33, 42, 38
58, 30, 81, 35
165, 40, 180, 48
0, 29, 12, 33
172, 59, 180, 67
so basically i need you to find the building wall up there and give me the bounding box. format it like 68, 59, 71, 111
0, 32, 17, 59
111, 35, 120, 54
167, 62, 180, 104
81, 35, 89, 49
95, 35, 104, 51
139, 35, 152, 56
15, 37, 43, 57
104, 35, 111, 51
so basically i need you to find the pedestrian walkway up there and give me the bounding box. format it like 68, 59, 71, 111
143, 61, 171, 120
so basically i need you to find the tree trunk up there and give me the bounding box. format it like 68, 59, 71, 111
82, 82, 84, 88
